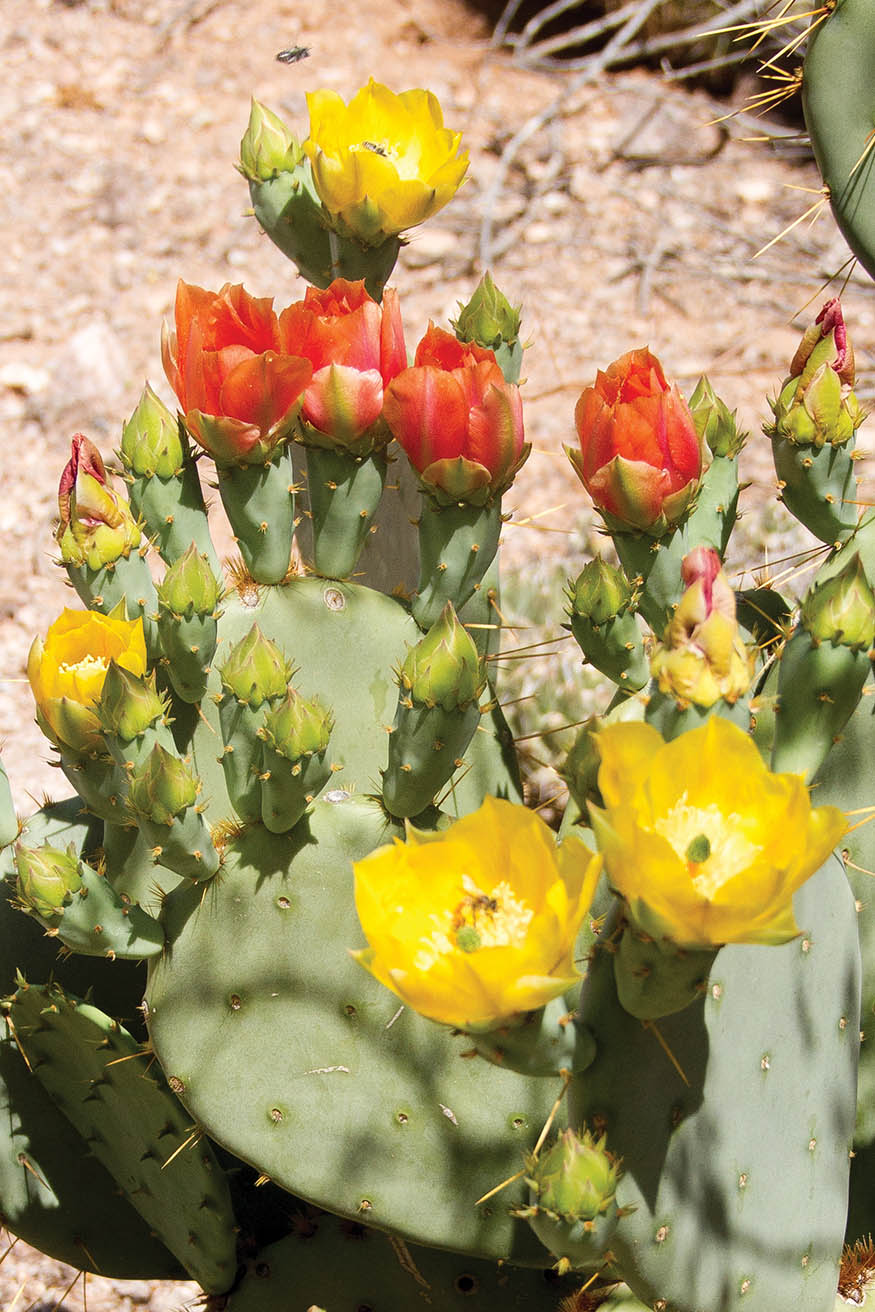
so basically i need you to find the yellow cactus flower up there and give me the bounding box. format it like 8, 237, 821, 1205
589, 718, 846, 949
351, 795, 602, 1031
27, 608, 147, 752
304, 79, 468, 245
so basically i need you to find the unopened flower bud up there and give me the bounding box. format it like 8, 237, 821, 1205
688, 376, 746, 458
650, 547, 753, 708
238, 99, 304, 182
97, 664, 168, 743
157, 543, 222, 618
219, 625, 294, 707
128, 743, 199, 825
399, 604, 485, 711
261, 688, 334, 761
800, 552, 875, 650
568, 560, 634, 626
451, 273, 522, 381
120, 384, 185, 479
769, 298, 865, 448
16, 843, 82, 919
521, 1128, 623, 1271
56, 435, 142, 570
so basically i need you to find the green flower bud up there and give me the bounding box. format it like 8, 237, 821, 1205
261, 688, 334, 762
15, 843, 82, 918
559, 721, 602, 814
120, 384, 185, 479
568, 560, 634, 626
528, 1129, 620, 1223
238, 99, 304, 183
128, 743, 200, 825
800, 552, 875, 649
688, 376, 746, 458
97, 664, 168, 743
219, 625, 294, 708
157, 543, 222, 617
399, 603, 485, 711
452, 273, 521, 353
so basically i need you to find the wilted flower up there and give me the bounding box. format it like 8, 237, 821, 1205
569, 348, 704, 534
649, 547, 754, 707
303, 79, 468, 245
589, 717, 845, 949
383, 324, 529, 504
351, 795, 601, 1031
27, 609, 148, 752
281, 278, 406, 453
161, 280, 312, 465
56, 434, 141, 571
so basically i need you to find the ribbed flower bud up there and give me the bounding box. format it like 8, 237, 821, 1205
97, 664, 168, 743
399, 603, 485, 711
15, 843, 82, 919
238, 99, 304, 183
56, 435, 142, 570
769, 298, 865, 448
568, 560, 634, 626
800, 552, 875, 650
120, 384, 185, 479
452, 273, 521, 350
261, 689, 334, 761
521, 1128, 623, 1271
157, 543, 222, 618
688, 376, 746, 458
127, 743, 199, 825
529, 1129, 620, 1222
218, 625, 294, 708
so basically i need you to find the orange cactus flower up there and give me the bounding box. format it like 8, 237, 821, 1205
280, 278, 406, 453
383, 324, 529, 505
161, 280, 312, 465
569, 348, 704, 534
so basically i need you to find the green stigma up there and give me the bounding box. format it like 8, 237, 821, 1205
686, 833, 711, 864
455, 926, 481, 954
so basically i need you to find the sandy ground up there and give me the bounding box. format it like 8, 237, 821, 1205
1, 0, 874, 1305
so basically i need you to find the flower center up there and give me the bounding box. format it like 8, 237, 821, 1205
59, 655, 109, 680
414, 874, 533, 968
654, 796, 761, 900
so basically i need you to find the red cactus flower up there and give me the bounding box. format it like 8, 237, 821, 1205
161, 280, 312, 465
569, 348, 703, 534
279, 278, 406, 453
383, 324, 528, 504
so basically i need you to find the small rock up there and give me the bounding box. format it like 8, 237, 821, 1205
0, 363, 50, 395
52, 320, 130, 407
523, 221, 554, 245
403, 227, 458, 267
736, 176, 773, 206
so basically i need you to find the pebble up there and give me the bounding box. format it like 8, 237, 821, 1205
53, 320, 130, 407
402, 227, 458, 267
0, 362, 50, 394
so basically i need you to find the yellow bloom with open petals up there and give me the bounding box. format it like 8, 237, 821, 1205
27, 608, 147, 753
589, 718, 846, 949
304, 80, 468, 245
351, 796, 602, 1031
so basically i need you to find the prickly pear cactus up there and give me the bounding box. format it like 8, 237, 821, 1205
1, 68, 874, 1312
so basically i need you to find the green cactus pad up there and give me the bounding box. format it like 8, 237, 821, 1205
187, 577, 521, 824
225, 1208, 587, 1310
147, 794, 562, 1266
4, 980, 237, 1293
803, 0, 875, 282
570, 859, 860, 1312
